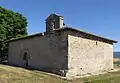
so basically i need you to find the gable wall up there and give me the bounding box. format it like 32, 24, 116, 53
67, 30, 113, 77
8, 31, 68, 75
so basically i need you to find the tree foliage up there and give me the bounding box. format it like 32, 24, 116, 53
0, 6, 28, 60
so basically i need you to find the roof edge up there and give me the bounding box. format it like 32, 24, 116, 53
8, 27, 117, 43
8, 32, 45, 43
54, 27, 118, 43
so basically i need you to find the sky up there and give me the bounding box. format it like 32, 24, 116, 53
0, 0, 120, 51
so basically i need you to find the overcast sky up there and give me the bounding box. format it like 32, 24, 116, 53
0, 0, 120, 51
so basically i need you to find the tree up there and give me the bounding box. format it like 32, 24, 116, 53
0, 6, 28, 61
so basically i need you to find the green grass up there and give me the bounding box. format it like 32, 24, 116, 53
1, 64, 120, 83
81, 71, 120, 83
0, 65, 70, 83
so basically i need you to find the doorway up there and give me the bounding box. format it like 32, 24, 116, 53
22, 51, 29, 67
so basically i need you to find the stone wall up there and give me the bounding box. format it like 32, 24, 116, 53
8, 29, 114, 78
8, 31, 68, 75
66, 31, 113, 77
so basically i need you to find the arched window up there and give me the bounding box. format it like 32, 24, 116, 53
21, 50, 30, 67
20, 50, 30, 61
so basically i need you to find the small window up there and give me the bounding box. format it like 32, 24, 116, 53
96, 41, 98, 45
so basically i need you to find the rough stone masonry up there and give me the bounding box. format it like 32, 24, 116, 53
8, 14, 117, 79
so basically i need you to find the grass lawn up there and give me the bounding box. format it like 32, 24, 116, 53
1, 64, 120, 83
81, 71, 120, 83
0, 65, 69, 83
